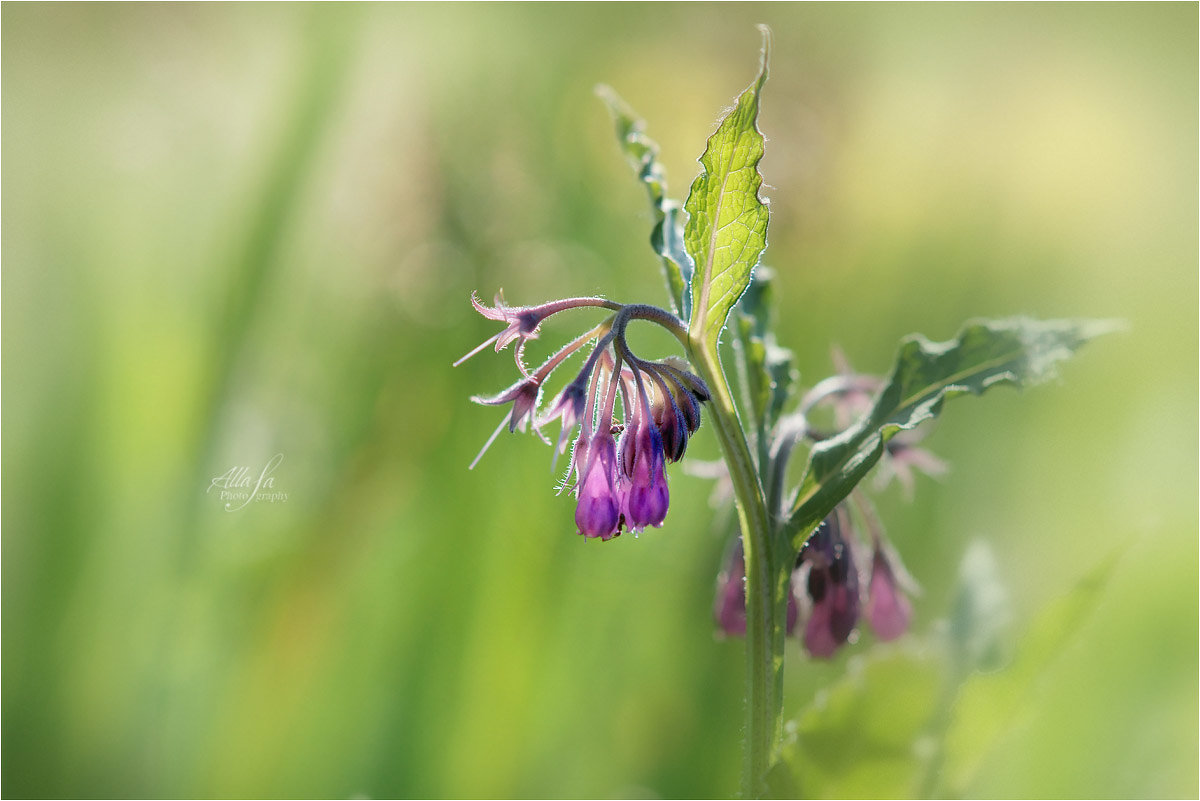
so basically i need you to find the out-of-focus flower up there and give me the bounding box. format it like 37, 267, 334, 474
796, 508, 861, 659
715, 536, 798, 637
865, 545, 913, 641
876, 430, 949, 499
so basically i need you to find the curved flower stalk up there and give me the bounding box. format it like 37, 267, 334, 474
458, 297, 707, 539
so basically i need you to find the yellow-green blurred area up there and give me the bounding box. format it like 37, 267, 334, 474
3, 3, 1196, 798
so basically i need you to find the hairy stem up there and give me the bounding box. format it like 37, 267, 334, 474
687, 336, 779, 798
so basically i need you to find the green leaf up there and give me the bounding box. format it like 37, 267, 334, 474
733, 268, 796, 457
596, 86, 694, 318
933, 553, 1117, 796
784, 317, 1116, 551
684, 26, 771, 347
771, 549, 1113, 799
771, 642, 950, 799
948, 541, 1013, 673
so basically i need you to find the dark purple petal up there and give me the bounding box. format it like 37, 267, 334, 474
803, 581, 859, 659
621, 424, 668, 531
653, 394, 689, 462
798, 510, 861, 659
675, 387, 702, 434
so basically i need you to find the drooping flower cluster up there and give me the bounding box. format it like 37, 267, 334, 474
714, 499, 916, 658
714, 347, 936, 658
459, 292, 708, 540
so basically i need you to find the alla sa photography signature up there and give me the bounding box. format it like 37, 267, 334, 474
207, 453, 289, 511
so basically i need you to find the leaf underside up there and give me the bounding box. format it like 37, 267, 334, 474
785, 317, 1115, 551
597, 86, 694, 318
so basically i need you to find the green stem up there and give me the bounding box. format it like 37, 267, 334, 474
688, 336, 780, 798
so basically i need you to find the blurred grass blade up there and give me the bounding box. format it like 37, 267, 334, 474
181, 5, 361, 562
597, 86, 694, 318
785, 317, 1117, 551
684, 26, 771, 348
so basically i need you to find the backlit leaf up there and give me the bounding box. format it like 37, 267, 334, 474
684, 27, 771, 347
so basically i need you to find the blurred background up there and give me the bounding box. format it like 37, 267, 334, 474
3, 3, 1195, 798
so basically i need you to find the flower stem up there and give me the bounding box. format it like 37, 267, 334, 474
687, 337, 780, 799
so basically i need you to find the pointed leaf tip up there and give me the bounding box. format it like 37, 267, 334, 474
598, 86, 694, 317
785, 316, 1109, 550
684, 31, 772, 347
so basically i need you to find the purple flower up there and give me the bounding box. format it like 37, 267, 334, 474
798, 511, 861, 659
460, 292, 708, 539
715, 537, 798, 637
619, 419, 669, 532
452, 291, 545, 367
865, 546, 913, 641
538, 379, 589, 461
573, 431, 621, 540
714, 540, 749, 636
467, 375, 544, 470
471, 375, 541, 434
876, 433, 949, 499
650, 392, 688, 462
456, 292, 618, 368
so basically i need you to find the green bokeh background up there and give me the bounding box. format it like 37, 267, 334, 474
3, 3, 1196, 798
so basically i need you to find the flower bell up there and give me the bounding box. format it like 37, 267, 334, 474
471, 375, 541, 434
573, 430, 621, 540
865, 546, 912, 640
619, 417, 669, 531
797, 509, 861, 659
461, 292, 706, 540
715, 536, 798, 637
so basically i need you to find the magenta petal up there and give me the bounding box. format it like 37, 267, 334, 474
866, 550, 912, 641
714, 540, 747, 636
622, 424, 669, 531
575, 433, 620, 539
804, 582, 859, 659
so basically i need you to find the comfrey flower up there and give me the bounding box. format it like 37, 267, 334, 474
875, 428, 949, 499
714, 536, 798, 638
796, 507, 861, 659
796, 498, 919, 658
713, 498, 918, 658
454, 292, 574, 369
572, 429, 621, 540
865, 544, 913, 641
459, 294, 706, 539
